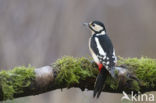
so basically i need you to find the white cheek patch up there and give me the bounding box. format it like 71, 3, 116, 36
94, 24, 103, 32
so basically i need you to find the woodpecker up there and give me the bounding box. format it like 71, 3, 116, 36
83, 21, 117, 98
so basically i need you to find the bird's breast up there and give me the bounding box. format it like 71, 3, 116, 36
89, 37, 100, 64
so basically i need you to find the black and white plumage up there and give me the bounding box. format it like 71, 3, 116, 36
89, 34, 117, 70
84, 21, 117, 98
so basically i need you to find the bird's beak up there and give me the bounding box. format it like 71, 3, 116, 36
83, 22, 89, 27
83, 22, 93, 35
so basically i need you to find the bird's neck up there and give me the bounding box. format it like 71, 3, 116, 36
100, 30, 106, 35
93, 30, 106, 36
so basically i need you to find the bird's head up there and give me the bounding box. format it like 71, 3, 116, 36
83, 21, 106, 35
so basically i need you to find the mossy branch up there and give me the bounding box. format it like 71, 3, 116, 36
0, 56, 156, 101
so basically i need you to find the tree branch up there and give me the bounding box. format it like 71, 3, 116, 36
0, 56, 156, 101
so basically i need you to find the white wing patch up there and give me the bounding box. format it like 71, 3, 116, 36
112, 49, 117, 64
95, 37, 106, 56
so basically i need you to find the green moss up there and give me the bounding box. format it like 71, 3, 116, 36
105, 76, 118, 90
53, 56, 119, 90
0, 65, 35, 100
130, 80, 140, 91
1, 56, 154, 100
118, 57, 156, 88
53, 56, 97, 86
53, 56, 156, 91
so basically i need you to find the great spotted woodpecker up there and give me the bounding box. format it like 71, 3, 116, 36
83, 21, 117, 98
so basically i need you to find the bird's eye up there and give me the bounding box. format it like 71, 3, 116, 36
92, 24, 95, 26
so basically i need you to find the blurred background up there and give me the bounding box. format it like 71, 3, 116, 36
0, 0, 156, 103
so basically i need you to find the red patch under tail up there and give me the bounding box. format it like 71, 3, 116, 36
98, 63, 103, 71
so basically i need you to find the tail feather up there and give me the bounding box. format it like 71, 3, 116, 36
93, 67, 109, 98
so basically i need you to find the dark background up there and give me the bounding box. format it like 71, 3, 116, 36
0, 0, 156, 103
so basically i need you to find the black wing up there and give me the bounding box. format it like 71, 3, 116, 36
90, 34, 116, 68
